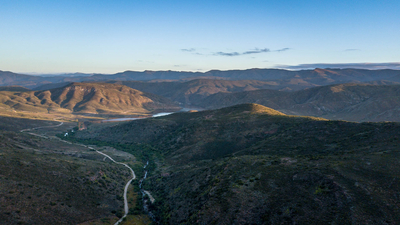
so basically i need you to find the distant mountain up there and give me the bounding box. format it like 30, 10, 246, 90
1, 68, 400, 90
39, 72, 97, 77
197, 83, 400, 122
0, 82, 179, 114
0, 85, 30, 92
71, 103, 400, 224
108, 79, 280, 105
33, 82, 72, 91
0, 70, 44, 88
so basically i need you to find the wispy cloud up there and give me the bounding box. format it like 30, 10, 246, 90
214, 51, 240, 56
214, 48, 271, 57
243, 48, 270, 55
181, 48, 196, 52
275, 48, 291, 52
181, 47, 290, 57
344, 49, 361, 51
276, 62, 400, 70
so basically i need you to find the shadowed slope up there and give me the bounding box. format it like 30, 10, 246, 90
198, 83, 400, 122
108, 79, 278, 105
70, 103, 400, 224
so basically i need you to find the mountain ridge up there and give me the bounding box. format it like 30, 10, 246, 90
2, 68, 400, 89
197, 83, 400, 122
0, 82, 179, 115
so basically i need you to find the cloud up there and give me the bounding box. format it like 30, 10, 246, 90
214, 48, 271, 57
214, 51, 241, 56
276, 62, 400, 70
181, 47, 290, 57
181, 48, 196, 52
275, 48, 291, 52
344, 49, 361, 51
243, 48, 270, 55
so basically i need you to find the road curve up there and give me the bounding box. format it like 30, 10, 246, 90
21, 121, 136, 225
93, 148, 136, 225
20, 121, 64, 132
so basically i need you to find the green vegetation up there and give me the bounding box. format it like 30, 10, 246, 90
0, 130, 129, 224
71, 103, 400, 224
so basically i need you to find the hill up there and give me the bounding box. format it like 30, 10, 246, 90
2, 68, 400, 90
0, 82, 179, 115
108, 79, 279, 105
0, 85, 30, 92
69, 103, 400, 224
197, 83, 400, 122
0, 116, 149, 224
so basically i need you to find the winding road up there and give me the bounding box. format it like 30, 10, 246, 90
21, 120, 136, 225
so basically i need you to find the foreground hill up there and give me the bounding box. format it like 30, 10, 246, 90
0, 82, 178, 115
198, 83, 400, 122
70, 103, 400, 224
0, 117, 148, 224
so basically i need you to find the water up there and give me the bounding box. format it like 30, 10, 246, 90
103, 107, 202, 122
102, 118, 140, 122
152, 112, 173, 117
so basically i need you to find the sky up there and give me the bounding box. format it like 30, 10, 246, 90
0, 0, 399, 74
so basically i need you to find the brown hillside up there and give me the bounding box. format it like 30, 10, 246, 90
0, 82, 179, 114
198, 83, 400, 122
109, 79, 279, 105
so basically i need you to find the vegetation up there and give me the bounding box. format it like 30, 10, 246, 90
72, 103, 400, 224
0, 116, 150, 224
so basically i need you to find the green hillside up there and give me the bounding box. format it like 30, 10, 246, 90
70, 103, 400, 224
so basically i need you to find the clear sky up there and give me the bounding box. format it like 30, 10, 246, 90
1, 0, 399, 74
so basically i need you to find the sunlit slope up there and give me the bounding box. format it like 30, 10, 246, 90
0, 82, 178, 114
199, 83, 400, 122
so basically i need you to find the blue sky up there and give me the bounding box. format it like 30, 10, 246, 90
0, 0, 399, 73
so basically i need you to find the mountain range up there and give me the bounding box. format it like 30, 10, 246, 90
196, 83, 400, 122
2, 68, 400, 90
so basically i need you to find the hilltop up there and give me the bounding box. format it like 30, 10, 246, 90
198, 83, 400, 122
70, 103, 400, 224
0, 82, 179, 115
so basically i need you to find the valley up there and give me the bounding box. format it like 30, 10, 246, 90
2, 0, 400, 223
69, 103, 400, 224
1, 69, 400, 224
0, 116, 151, 225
